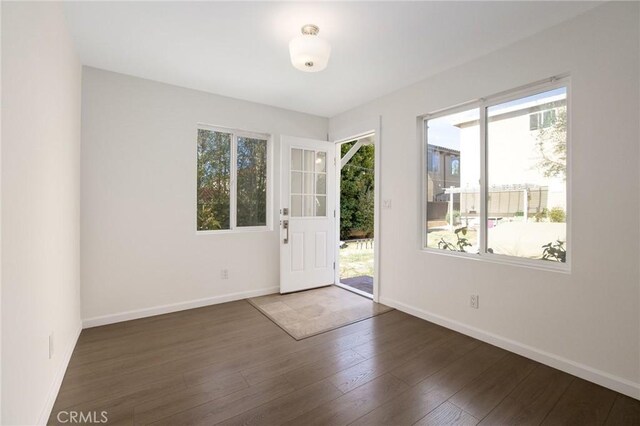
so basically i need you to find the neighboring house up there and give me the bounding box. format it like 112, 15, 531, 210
426, 145, 460, 222
454, 95, 566, 218
426, 145, 460, 202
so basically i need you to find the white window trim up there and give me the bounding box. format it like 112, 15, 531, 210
420, 76, 571, 273
195, 123, 273, 234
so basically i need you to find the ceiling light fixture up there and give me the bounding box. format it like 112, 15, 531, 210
289, 24, 331, 72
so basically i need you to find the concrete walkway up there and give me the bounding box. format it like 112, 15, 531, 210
340, 275, 373, 295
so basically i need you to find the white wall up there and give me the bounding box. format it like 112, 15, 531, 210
1, 2, 82, 424
330, 2, 640, 397
81, 68, 328, 323
0, 1, 4, 421
0, 2, 2, 423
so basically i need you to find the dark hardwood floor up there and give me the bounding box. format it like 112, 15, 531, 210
48, 300, 640, 425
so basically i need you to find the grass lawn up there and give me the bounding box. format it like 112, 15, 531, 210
339, 243, 374, 279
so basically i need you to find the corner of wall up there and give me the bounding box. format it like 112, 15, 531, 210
1, 1, 83, 423
37, 324, 82, 425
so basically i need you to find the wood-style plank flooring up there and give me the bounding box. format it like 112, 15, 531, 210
48, 300, 640, 425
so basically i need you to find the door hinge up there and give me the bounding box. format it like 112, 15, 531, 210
333, 262, 336, 270
333, 209, 336, 218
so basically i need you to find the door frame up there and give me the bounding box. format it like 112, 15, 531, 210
331, 117, 381, 302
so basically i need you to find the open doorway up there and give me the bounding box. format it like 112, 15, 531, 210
335, 135, 375, 298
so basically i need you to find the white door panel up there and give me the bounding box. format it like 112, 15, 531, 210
280, 136, 335, 293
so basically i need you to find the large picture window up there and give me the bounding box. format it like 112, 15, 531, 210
423, 79, 569, 269
197, 126, 270, 232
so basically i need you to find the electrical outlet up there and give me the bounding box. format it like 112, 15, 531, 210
221, 269, 229, 280
383, 199, 392, 209
470, 294, 479, 309
49, 333, 55, 359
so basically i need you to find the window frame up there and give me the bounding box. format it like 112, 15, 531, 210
420, 76, 571, 273
196, 123, 273, 234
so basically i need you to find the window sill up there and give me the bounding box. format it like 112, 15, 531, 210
421, 247, 571, 274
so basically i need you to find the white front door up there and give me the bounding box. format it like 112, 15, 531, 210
280, 135, 336, 293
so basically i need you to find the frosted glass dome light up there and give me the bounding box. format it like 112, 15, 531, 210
289, 25, 331, 72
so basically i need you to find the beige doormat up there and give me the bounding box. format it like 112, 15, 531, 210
247, 285, 393, 340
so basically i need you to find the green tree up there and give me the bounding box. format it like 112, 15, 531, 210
536, 107, 567, 179
236, 137, 267, 227
340, 141, 374, 239
197, 129, 230, 230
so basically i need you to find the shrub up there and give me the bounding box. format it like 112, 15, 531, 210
548, 207, 566, 223
340, 143, 374, 239
438, 227, 471, 252
534, 208, 548, 223
542, 240, 566, 262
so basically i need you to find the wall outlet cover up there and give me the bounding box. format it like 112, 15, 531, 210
470, 294, 479, 309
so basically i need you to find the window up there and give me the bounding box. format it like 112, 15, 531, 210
197, 129, 231, 230
429, 149, 440, 172
423, 79, 569, 269
197, 126, 270, 232
529, 109, 558, 131
290, 148, 327, 217
450, 158, 460, 176
237, 136, 268, 227
425, 108, 480, 250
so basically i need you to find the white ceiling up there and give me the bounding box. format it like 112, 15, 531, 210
64, 1, 600, 117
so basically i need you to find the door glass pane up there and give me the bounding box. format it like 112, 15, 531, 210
303, 172, 314, 194
291, 195, 303, 217
315, 195, 326, 216
291, 148, 303, 171
197, 129, 231, 230
303, 195, 315, 216
315, 152, 327, 172
290, 148, 330, 218
316, 173, 326, 194
425, 108, 480, 252
237, 137, 267, 227
291, 172, 303, 194
487, 87, 567, 262
304, 150, 315, 171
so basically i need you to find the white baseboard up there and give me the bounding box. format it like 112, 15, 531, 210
82, 287, 280, 328
380, 296, 640, 400
38, 323, 82, 425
